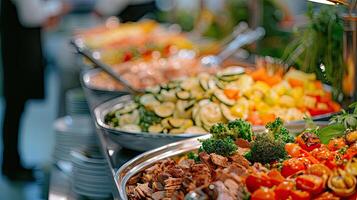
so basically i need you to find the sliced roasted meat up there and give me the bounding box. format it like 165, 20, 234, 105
211, 153, 229, 167
229, 153, 250, 168
134, 183, 153, 199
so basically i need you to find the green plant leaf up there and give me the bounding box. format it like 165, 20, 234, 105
318, 124, 346, 144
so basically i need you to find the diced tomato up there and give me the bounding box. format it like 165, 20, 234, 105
327, 101, 341, 112
245, 172, 272, 193
296, 175, 324, 194
275, 182, 310, 200
275, 182, 294, 200
285, 143, 310, 158
267, 169, 285, 186
296, 132, 321, 152
281, 158, 306, 177
251, 187, 276, 200
314, 192, 340, 200
327, 138, 346, 151
224, 89, 239, 100
308, 107, 331, 116
290, 190, 311, 200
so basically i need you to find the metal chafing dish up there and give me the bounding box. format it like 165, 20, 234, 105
94, 95, 205, 151
94, 92, 334, 151
81, 68, 129, 97
115, 121, 329, 200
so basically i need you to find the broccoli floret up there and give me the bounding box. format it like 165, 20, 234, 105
246, 134, 287, 164
187, 152, 200, 163
228, 119, 254, 141
210, 123, 231, 139
266, 118, 294, 143
200, 137, 237, 157
210, 120, 254, 141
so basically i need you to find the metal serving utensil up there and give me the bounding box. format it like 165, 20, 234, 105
71, 38, 143, 95
201, 27, 266, 68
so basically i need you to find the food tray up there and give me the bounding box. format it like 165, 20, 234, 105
94, 95, 205, 151
116, 120, 329, 200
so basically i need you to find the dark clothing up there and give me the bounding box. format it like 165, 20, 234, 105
1, 0, 45, 169
118, 1, 157, 22
1, 0, 45, 101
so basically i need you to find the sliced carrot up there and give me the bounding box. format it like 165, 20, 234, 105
288, 78, 304, 88
247, 112, 263, 125
260, 113, 276, 124
314, 81, 323, 90
224, 89, 239, 100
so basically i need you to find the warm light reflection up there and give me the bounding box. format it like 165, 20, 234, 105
308, 0, 336, 5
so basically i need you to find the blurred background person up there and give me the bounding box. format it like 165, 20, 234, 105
0, 0, 70, 181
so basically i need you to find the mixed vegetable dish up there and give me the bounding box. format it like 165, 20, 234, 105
126, 102, 357, 200
105, 66, 340, 134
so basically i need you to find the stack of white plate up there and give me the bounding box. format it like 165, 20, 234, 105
71, 148, 112, 199
66, 88, 90, 116
53, 115, 97, 164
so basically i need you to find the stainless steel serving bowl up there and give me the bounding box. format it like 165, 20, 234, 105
81, 68, 130, 96
115, 121, 329, 200
94, 95, 206, 151
94, 94, 334, 151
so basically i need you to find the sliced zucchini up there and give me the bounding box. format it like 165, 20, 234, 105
169, 128, 186, 134
200, 103, 224, 127
217, 66, 245, 77
215, 79, 226, 90
145, 85, 161, 94
140, 94, 160, 110
220, 103, 238, 121
180, 78, 198, 91
169, 118, 193, 128
185, 126, 208, 134
168, 118, 186, 128
199, 78, 209, 91
119, 110, 140, 127
176, 91, 191, 100
185, 100, 196, 111
154, 102, 175, 118
119, 124, 141, 133
174, 100, 193, 119
116, 102, 138, 115
161, 118, 172, 129
214, 90, 235, 106
194, 114, 202, 127
217, 75, 240, 82
202, 123, 212, 132
198, 99, 211, 107
208, 79, 217, 90
192, 105, 200, 118
160, 89, 177, 102
148, 124, 164, 133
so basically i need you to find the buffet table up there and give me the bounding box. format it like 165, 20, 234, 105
81, 75, 141, 199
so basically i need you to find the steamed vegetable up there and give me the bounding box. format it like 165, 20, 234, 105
245, 134, 287, 164
266, 118, 294, 143
200, 137, 237, 157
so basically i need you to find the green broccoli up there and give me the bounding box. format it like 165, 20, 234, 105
210, 120, 254, 141
227, 119, 254, 141
245, 133, 287, 164
210, 123, 231, 139
266, 118, 294, 143
199, 137, 237, 157
187, 152, 200, 163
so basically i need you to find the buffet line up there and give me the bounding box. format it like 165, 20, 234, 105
73, 20, 356, 200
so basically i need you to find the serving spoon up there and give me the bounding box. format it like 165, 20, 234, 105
71, 39, 143, 95
201, 27, 266, 68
